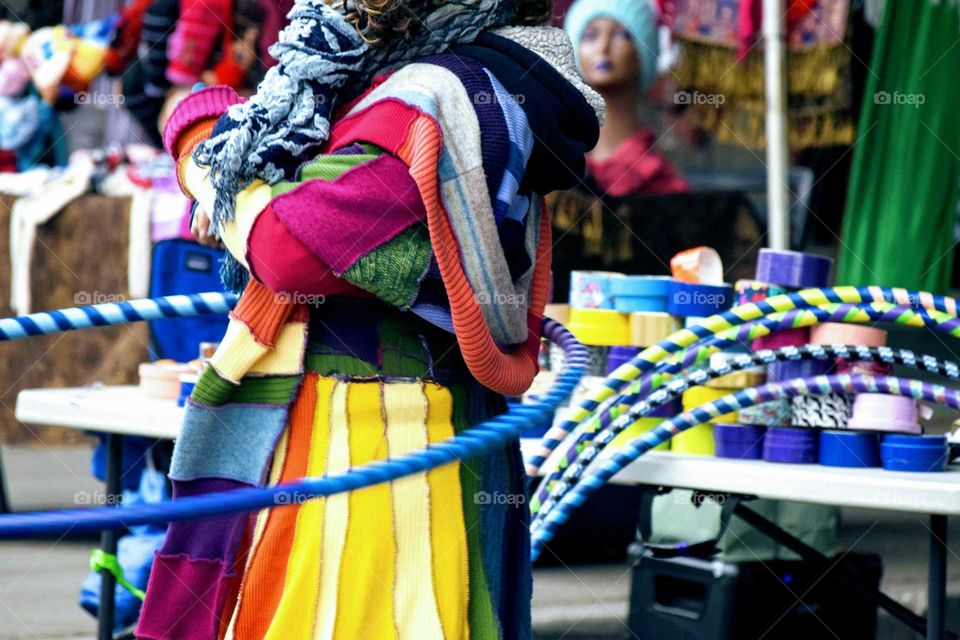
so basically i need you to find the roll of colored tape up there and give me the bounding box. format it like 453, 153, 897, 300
667, 281, 733, 317
767, 358, 833, 383
610, 276, 673, 313
810, 322, 887, 347
672, 423, 715, 456
847, 393, 922, 434
705, 369, 766, 390
606, 345, 641, 374
543, 303, 570, 326
881, 435, 948, 472
629, 312, 681, 347
836, 360, 893, 376
670, 246, 723, 285
734, 279, 788, 306
755, 249, 833, 289
790, 393, 852, 428
752, 327, 811, 351
649, 397, 682, 419
567, 307, 631, 346
713, 423, 766, 460
819, 431, 880, 468
570, 271, 623, 309
610, 417, 670, 451
707, 353, 767, 388
739, 399, 791, 426
682, 387, 738, 423
763, 427, 818, 464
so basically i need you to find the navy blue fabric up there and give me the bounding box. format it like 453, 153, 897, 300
452, 32, 600, 195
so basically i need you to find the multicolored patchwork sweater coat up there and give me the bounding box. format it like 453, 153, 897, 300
138, 25, 603, 640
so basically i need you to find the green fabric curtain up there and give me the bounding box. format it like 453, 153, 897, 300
837, 0, 960, 292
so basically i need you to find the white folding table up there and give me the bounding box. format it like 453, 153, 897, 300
16, 385, 960, 640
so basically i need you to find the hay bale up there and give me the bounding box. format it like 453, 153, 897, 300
0, 194, 150, 445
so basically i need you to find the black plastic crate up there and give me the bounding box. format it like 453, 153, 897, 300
627, 547, 881, 639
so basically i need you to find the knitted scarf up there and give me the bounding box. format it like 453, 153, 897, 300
195, 0, 518, 230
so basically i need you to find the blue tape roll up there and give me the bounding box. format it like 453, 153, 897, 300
756, 249, 833, 289
819, 431, 880, 468
881, 435, 948, 472
768, 358, 833, 382
570, 271, 622, 309
666, 281, 733, 317
610, 276, 673, 313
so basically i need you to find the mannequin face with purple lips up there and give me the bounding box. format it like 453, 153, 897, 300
578, 17, 641, 93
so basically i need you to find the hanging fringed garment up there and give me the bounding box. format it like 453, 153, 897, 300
670, 0, 854, 149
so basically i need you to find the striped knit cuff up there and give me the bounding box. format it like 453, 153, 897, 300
163, 85, 243, 158
230, 279, 297, 347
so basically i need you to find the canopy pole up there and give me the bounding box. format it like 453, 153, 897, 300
763, 0, 790, 250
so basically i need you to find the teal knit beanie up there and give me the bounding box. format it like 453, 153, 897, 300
564, 0, 659, 91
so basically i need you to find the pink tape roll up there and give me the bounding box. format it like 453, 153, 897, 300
836, 360, 893, 376
810, 323, 887, 347
752, 327, 810, 351
847, 393, 925, 434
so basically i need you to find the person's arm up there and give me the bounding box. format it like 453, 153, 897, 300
165, 87, 432, 306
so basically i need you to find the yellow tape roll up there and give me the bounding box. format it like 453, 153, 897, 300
705, 370, 766, 389
609, 417, 670, 451
682, 387, 739, 423
629, 312, 682, 347
671, 423, 715, 456
568, 308, 631, 346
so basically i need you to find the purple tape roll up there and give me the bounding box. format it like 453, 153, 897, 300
767, 358, 833, 383
714, 423, 766, 459
606, 346, 642, 374
649, 397, 682, 418
763, 427, 818, 463
755, 249, 833, 289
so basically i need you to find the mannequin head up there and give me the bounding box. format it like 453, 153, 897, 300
578, 17, 641, 93
565, 0, 659, 95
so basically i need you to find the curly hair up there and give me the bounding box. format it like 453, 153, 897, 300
334, 0, 554, 46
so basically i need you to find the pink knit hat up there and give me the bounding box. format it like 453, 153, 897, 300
0, 57, 29, 97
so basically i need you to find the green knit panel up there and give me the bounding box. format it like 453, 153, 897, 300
191, 366, 235, 406
230, 375, 302, 404
379, 313, 433, 376
451, 383, 498, 640
270, 144, 385, 197
191, 367, 301, 406
341, 224, 432, 309
304, 352, 381, 378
